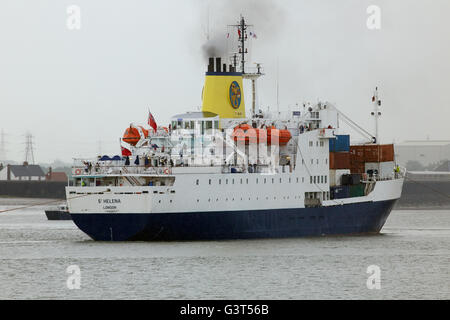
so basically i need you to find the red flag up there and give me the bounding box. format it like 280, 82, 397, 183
238, 29, 241, 38
121, 146, 132, 156
148, 111, 157, 133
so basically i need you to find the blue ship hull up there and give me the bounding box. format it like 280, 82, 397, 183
70, 199, 397, 241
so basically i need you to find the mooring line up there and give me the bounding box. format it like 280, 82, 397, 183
0, 191, 108, 214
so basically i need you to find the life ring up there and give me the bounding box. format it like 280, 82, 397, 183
163, 168, 170, 175
74, 169, 82, 175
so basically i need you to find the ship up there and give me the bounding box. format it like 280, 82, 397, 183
66, 16, 405, 241
45, 203, 71, 220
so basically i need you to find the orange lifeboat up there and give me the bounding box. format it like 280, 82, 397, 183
122, 126, 149, 146
231, 124, 291, 145
266, 126, 291, 146
232, 124, 261, 144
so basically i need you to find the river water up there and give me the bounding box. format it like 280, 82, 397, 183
0, 199, 448, 300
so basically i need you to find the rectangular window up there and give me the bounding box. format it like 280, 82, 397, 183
325, 176, 327, 184
196, 179, 199, 185
209, 179, 211, 185
310, 176, 313, 184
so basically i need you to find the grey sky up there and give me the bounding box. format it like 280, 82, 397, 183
1, 0, 449, 163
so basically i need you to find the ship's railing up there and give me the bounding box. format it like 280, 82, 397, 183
363, 169, 405, 182
72, 165, 172, 176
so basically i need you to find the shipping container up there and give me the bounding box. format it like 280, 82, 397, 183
330, 185, 350, 200
329, 152, 350, 169
329, 135, 350, 152
364, 161, 395, 179
349, 160, 365, 174
349, 144, 394, 162
342, 173, 362, 185
329, 169, 351, 187
349, 184, 365, 197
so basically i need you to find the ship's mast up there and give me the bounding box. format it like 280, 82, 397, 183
371, 87, 382, 144
230, 16, 264, 118
239, 15, 246, 73
230, 15, 251, 74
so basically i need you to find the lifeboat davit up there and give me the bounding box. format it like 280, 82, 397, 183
231, 124, 291, 146
122, 126, 149, 146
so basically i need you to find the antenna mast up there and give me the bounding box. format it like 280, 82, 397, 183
230, 15, 251, 74
371, 87, 382, 144
230, 16, 264, 118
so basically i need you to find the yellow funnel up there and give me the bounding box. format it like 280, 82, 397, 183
202, 58, 245, 119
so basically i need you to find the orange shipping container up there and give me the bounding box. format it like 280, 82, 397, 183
350, 144, 394, 162
329, 152, 351, 169
350, 163, 365, 174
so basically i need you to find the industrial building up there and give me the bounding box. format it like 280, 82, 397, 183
395, 140, 450, 168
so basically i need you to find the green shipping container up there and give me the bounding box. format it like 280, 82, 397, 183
349, 184, 365, 197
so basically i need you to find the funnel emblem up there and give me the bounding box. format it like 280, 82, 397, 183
229, 81, 242, 109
